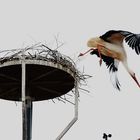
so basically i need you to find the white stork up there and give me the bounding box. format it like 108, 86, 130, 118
79, 30, 140, 90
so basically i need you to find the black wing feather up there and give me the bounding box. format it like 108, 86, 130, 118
124, 33, 140, 54
100, 30, 140, 55
119, 30, 140, 55
90, 50, 118, 72
100, 30, 122, 43
90, 50, 120, 90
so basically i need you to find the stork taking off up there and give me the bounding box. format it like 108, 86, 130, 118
79, 30, 140, 90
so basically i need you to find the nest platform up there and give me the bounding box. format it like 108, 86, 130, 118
0, 44, 79, 101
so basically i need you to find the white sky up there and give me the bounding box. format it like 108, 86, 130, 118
0, 0, 140, 140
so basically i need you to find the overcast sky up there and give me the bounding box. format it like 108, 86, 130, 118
0, 0, 140, 140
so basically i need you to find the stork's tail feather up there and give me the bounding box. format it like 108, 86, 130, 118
110, 72, 121, 91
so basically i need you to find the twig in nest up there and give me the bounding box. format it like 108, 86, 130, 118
52, 99, 56, 103
57, 97, 66, 104
59, 97, 75, 105
79, 87, 90, 93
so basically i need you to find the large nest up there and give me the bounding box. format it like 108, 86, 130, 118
0, 43, 90, 103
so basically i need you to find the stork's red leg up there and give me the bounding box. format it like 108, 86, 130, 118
97, 44, 103, 66
122, 61, 140, 89
130, 73, 140, 88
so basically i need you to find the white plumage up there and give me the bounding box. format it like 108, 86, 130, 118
79, 30, 140, 90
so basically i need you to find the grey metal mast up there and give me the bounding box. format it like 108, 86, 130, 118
22, 53, 33, 140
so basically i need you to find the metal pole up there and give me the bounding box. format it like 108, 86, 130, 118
56, 81, 79, 140
23, 98, 33, 140
22, 57, 33, 140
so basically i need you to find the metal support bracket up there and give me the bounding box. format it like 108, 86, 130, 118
56, 82, 79, 140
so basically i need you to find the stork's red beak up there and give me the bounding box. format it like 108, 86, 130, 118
131, 73, 140, 88
78, 53, 84, 57
78, 49, 94, 57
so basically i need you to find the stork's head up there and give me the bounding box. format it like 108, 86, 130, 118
78, 37, 101, 57
87, 37, 100, 48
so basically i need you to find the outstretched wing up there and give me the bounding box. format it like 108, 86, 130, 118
90, 50, 121, 90
100, 30, 140, 55
100, 30, 125, 45
120, 31, 140, 55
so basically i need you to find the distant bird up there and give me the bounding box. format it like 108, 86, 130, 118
79, 30, 140, 90
103, 133, 112, 140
